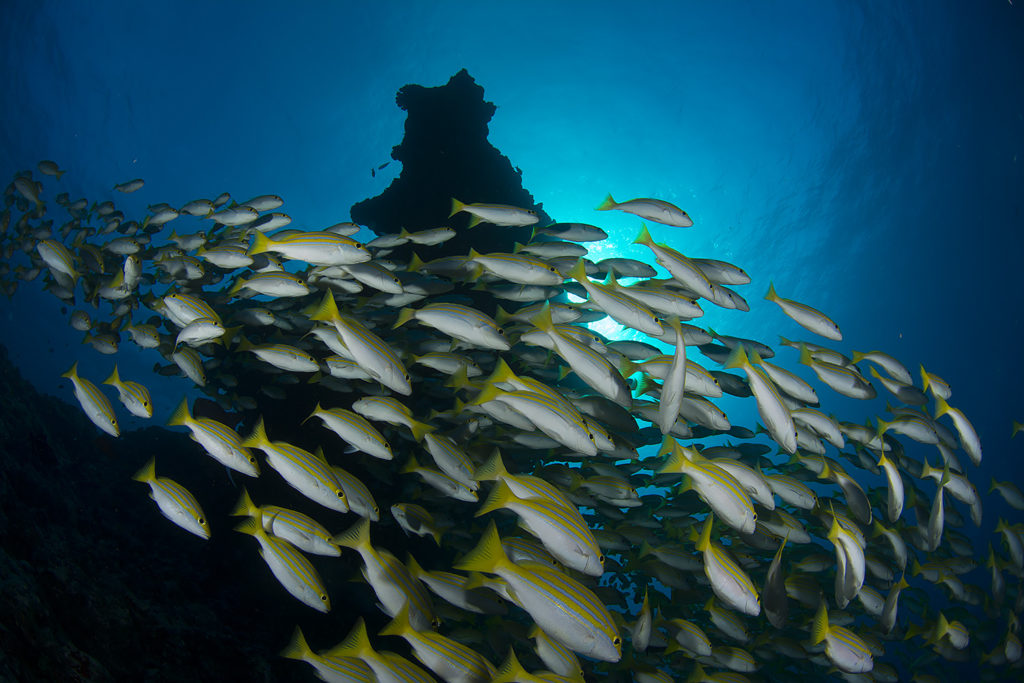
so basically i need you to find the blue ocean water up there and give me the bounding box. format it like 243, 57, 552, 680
0, 0, 1022, 679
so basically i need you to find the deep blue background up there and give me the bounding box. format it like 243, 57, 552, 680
0, 2, 1022, 672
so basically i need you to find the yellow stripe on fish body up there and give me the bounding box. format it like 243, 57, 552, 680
309, 292, 411, 395
724, 345, 797, 454
162, 292, 221, 327
379, 603, 495, 683
307, 403, 393, 460
400, 454, 478, 502
330, 464, 380, 520
811, 602, 873, 673
242, 416, 348, 512
331, 518, 436, 631
167, 397, 259, 476
230, 488, 340, 556
422, 432, 477, 490
566, 260, 663, 336
454, 521, 621, 662
596, 194, 693, 227
229, 270, 312, 298
61, 361, 119, 436
633, 224, 716, 300
352, 395, 434, 441
450, 198, 539, 227
661, 441, 756, 534
528, 624, 585, 679
395, 302, 510, 350
472, 383, 598, 456
467, 248, 563, 285
244, 342, 319, 372
798, 345, 876, 400
477, 479, 603, 576
132, 457, 209, 539
234, 509, 331, 613
249, 230, 371, 266
102, 364, 152, 418
764, 282, 843, 341
37, 239, 78, 281
474, 450, 578, 514
695, 514, 760, 616
529, 302, 632, 406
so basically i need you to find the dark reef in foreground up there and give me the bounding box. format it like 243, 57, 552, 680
0, 343, 307, 682
351, 68, 552, 259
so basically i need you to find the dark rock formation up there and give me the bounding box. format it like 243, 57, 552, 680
0, 344, 311, 682
351, 69, 552, 260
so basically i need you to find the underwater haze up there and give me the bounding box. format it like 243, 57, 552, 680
0, 1, 1023, 681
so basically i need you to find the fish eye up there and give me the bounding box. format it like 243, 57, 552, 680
198, 517, 205, 525
588, 433, 595, 440
404, 373, 410, 381
384, 442, 390, 449
373, 506, 380, 514
355, 243, 363, 249
613, 637, 621, 645
498, 328, 505, 335
598, 555, 605, 563
337, 490, 346, 498
249, 456, 257, 463
320, 594, 328, 601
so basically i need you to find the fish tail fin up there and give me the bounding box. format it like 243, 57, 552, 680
131, 456, 157, 483
474, 449, 509, 482
449, 197, 466, 218
468, 382, 502, 408
487, 356, 518, 385
331, 517, 371, 551
695, 513, 713, 552
528, 301, 555, 332
453, 521, 510, 575
241, 415, 270, 449
229, 487, 258, 518
326, 618, 373, 658
409, 420, 434, 443
308, 291, 341, 323
595, 193, 617, 211
399, 453, 421, 475
393, 307, 416, 329
102, 364, 121, 386
378, 603, 413, 638
811, 602, 830, 645
167, 397, 192, 427
61, 360, 79, 380
303, 402, 323, 425
233, 509, 265, 538
476, 479, 517, 517
632, 223, 653, 246
658, 441, 691, 475
247, 230, 273, 256
765, 281, 779, 302
279, 627, 314, 662
723, 345, 749, 370
466, 214, 482, 229
493, 648, 529, 683
934, 396, 952, 418
407, 251, 425, 273
226, 276, 246, 297
567, 258, 588, 282
685, 664, 708, 683
798, 344, 814, 367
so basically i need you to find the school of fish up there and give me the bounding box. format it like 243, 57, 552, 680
3, 161, 1023, 682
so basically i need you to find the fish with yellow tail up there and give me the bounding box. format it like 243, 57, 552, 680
132, 457, 209, 539
61, 361, 119, 437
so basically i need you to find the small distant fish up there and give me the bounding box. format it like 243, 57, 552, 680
37, 160, 65, 179
113, 178, 145, 193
